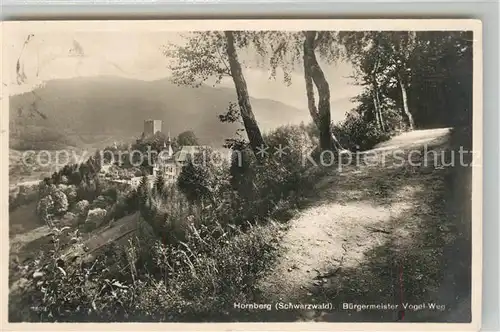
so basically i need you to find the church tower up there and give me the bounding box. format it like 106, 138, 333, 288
165, 131, 173, 158
155, 131, 177, 182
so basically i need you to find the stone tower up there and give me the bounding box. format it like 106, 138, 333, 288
144, 119, 162, 137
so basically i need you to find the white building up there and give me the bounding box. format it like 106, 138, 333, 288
152, 135, 179, 183
153, 142, 212, 183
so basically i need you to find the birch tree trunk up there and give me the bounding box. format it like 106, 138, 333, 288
375, 90, 386, 132
304, 64, 321, 126
224, 31, 266, 157
303, 31, 343, 152
397, 72, 415, 130
372, 91, 382, 130
371, 75, 385, 132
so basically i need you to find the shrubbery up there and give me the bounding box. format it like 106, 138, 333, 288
177, 147, 229, 206
36, 186, 69, 223
11, 218, 281, 322
73, 200, 90, 216
333, 112, 393, 151
227, 125, 318, 224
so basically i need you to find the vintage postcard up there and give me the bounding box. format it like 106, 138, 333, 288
1, 19, 482, 331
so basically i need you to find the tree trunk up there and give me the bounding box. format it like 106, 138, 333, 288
375, 90, 386, 132
397, 72, 415, 130
304, 65, 321, 126
371, 75, 385, 132
370, 53, 386, 132
224, 31, 266, 158
371, 91, 382, 130
303, 31, 342, 152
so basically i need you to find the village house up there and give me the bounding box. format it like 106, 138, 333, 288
153, 137, 208, 183
152, 135, 176, 182
100, 120, 220, 189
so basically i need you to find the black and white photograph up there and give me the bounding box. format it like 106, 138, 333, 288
2, 20, 482, 328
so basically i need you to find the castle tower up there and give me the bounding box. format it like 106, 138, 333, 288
144, 119, 163, 137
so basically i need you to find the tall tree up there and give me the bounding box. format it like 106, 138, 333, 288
166, 32, 265, 158
303, 31, 342, 151
381, 32, 417, 130
339, 32, 386, 131
255, 31, 344, 152
224, 31, 266, 156
154, 173, 166, 197
366, 44, 385, 131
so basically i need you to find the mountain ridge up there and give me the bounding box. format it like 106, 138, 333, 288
9, 76, 355, 150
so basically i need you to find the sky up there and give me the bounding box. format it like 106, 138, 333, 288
5, 31, 362, 123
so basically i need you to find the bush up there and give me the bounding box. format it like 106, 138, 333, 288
102, 194, 135, 224
36, 196, 55, 223
52, 190, 69, 215
60, 175, 69, 184
83, 208, 107, 231
229, 124, 318, 224
334, 112, 392, 151
58, 184, 78, 205
262, 124, 316, 196
12, 234, 133, 322
177, 147, 229, 206
60, 212, 78, 227
73, 200, 90, 217
39, 183, 57, 198
35, 188, 69, 223
131, 221, 281, 321
90, 195, 113, 210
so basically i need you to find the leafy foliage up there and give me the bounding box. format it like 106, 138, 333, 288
36, 195, 55, 223
73, 200, 90, 217
333, 112, 392, 151
166, 31, 266, 158
176, 130, 199, 147
12, 218, 281, 322
51, 190, 69, 215
36, 185, 69, 224
338, 31, 473, 133
165, 32, 231, 88
177, 147, 227, 205
229, 124, 319, 224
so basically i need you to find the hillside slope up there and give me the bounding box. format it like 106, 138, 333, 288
9, 76, 316, 149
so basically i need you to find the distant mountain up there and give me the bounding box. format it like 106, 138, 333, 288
9, 76, 314, 150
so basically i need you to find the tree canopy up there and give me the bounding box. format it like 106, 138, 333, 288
176, 130, 199, 147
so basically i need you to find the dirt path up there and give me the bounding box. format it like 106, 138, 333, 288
258, 199, 412, 299
257, 128, 465, 322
